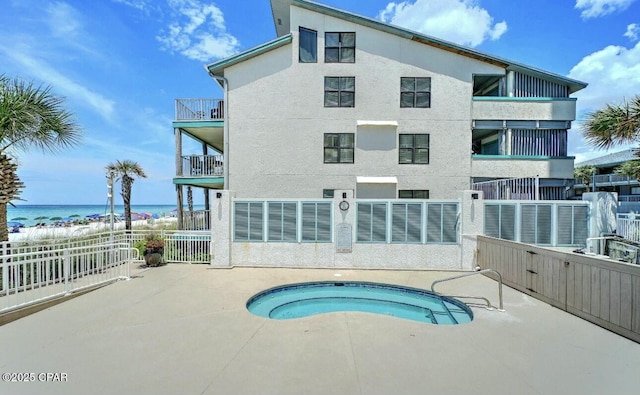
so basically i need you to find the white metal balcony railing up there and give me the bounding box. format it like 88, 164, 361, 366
617, 213, 640, 243
175, 98, 224, 121
618, 195, 640, 202
181, 155, 224, 177
472, 177, 541, 200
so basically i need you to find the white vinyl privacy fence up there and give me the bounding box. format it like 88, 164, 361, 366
617, 213, 640, 243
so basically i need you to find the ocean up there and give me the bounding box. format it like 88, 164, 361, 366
7, 204, 204, 227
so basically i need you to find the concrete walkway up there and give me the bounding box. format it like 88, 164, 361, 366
1, 265, 639, 395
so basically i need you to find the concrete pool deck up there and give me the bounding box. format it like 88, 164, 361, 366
1, 265, 639, 395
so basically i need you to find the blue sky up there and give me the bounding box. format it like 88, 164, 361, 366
1, 0, 639, 205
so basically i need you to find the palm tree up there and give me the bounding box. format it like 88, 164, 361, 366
106, 160, 147, 231
573, 165, 597, 187
615, 160, 640, 182
582, 95, 640, 149
0, 75, 82, 241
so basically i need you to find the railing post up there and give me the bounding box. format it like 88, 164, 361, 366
63, 249, 70, 294
2, 243, 8, 307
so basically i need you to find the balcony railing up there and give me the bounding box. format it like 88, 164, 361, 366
181, 155, 224, 177
181, 210, 210, 231
175, 98, 224, 121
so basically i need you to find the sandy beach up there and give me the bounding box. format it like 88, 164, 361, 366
8, 217, 178, 242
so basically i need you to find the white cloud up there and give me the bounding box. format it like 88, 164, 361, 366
157, 0, 240, 61
0, 45, 116, 121
567, 41, 640, 157
575, 0, 637, 19
112, 0, 148, 11
624, 23, 639, 41
46, 2, 83, 37
377, 0, 507, 47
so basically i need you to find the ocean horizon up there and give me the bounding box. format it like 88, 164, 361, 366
7, 204, 204, 227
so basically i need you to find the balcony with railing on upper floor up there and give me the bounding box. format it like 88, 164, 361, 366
573, 174, 640, 188
175, 98, 224, 121
173, 154, 224, 189
472, 73, 577, 122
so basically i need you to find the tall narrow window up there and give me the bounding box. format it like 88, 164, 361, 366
325, 32, 355, 63
324, 133, 354, 163
401, 77, 431, 108
399, 134, 429, 164
324, 77, 355, 107
299, 27, 317, 63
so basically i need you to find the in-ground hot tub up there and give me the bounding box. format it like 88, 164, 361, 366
247, 281, 473, 325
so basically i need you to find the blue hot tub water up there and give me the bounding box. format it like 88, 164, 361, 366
246, 282, 473, 325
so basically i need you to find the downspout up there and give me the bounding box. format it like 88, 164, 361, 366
206, 72, 229, 190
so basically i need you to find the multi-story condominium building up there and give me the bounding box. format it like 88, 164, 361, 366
173, 0, 587, 219
573, 148, 640, 201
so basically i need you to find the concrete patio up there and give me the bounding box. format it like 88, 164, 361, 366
1, 264, 639, 395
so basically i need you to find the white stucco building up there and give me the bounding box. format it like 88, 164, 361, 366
170, 0, 589, 270
173, 0, 586, 209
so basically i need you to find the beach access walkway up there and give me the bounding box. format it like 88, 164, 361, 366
1, 265, 639, 395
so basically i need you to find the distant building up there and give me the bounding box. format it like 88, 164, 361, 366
573, 148, 640, 202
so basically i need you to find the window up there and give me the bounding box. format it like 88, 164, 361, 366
401, 77, 431, 108
267, 202, 297, 242
391, 203, 422, 243
302, 202, 332, 242
399, 134, 429, 164
399, 190, 429, 199
299, 27, 317, 63
357, 203, 387, 243
234, 202, 264, 242
325, 32, 355, 63
324, 133, 354, 163
323, 189, 335, 198
324, 77, 355, 107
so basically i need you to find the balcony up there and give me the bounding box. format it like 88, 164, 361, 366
472, 97, 576, 122
574, 174, 639, 188
175, 98, 224, 121
173, 154, 224, 189
472, 155, 574, 179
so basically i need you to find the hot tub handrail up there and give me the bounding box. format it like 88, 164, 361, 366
430, 269, 504, 311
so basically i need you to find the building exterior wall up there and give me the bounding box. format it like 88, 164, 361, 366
224, 6, 504, 199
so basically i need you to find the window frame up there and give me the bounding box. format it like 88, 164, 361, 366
400, 77, 431, 108
398, 190, 430, 199
298, 27, 318, 63
324, 76, 355, 108
324, 133, 355, 164
324, 32, 355, 63
399, 134, 430, 164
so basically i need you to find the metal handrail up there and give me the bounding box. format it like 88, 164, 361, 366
431, 269, 504, 310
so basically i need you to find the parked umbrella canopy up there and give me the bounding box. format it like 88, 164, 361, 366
86, 214, 101, 219
11, 217, 28, 221
7, 221, 24, 227
34, 216, 49, 220
69, 214, 81, 218
50, 216, 64, 221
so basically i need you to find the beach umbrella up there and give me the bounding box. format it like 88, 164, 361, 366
34, 216, 49, 221
86, 214, 101, 219
50, 216, 64, 221
11, 217, 28, 221
7, 221, 23, 227
69, 214, 81, 218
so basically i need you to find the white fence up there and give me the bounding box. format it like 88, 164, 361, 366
484, 201, 589, 247
617, 213, 640, 242
1, 242, 133, 314
473, 177, 540, 200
